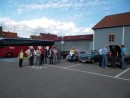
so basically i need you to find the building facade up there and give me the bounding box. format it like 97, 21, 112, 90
0, 26, 18, 38
92, 12, 130, 54
55, 40, 93, 51
39, 33, 93, 51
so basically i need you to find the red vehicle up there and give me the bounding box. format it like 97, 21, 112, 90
0, 46, 34, 58
0, 38, 54, 58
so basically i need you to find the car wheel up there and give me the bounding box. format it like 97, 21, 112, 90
91, 59, 95, 64
7, 52, 14, 58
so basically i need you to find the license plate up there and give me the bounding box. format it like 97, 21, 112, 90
81, 60, 86, 62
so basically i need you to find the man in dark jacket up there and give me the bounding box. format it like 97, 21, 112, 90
110, 45, 118, 68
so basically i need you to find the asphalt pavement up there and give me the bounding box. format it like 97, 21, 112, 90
0, 57, 130, 98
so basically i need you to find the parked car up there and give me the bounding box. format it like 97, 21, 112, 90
79, 50, 99, 64
60, 51, 70, 59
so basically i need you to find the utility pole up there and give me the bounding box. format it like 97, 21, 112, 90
61, 36, 64, 51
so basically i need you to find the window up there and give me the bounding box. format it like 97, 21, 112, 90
109, 35, 115, 42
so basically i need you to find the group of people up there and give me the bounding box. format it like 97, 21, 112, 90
18, 44, 128, 69
99, 45, 128, 69
18, 45, 61, 68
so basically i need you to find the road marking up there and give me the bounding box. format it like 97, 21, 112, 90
114, 67, 130, 78
0, 58, 17, 62
116, 77, 130, 81
66, 64, 81, 67
29, 66, 47, 69
47, 65, 130, 82
48, 65, 114, 77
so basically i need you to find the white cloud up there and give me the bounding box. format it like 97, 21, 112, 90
19, 0, 100, 10
0, 17, 93, 38
82, 27, 94, 34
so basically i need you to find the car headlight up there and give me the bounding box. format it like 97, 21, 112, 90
88, 57, 91, 59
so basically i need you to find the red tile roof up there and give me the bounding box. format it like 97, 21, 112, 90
30, 35, 42, 39
92, 12, 130, 30
39, 34, 93, 41
62, 35, 93, 41
40, 33, 57, 37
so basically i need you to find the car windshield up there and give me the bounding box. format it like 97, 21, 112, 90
80, 52, 92, 57
85, 51, 97, 55
85, 52, 91, 55
80, 50, 98, 56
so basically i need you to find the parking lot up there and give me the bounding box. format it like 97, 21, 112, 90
0, 57, 130, 98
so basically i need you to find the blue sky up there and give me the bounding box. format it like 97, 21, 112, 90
0, 0, 130, 38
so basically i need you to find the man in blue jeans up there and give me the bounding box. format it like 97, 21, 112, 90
121, 45, 128, 69
102, 45, 108, 68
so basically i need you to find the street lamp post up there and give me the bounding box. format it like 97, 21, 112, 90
61, 36, 64, 51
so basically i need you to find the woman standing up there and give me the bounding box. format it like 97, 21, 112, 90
18, 49, 24, 67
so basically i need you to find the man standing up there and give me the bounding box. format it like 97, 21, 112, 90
45, 46, 49, 64
35, 47, 41, 69
52, 46, 58, 64
49, 47, 54, 65
99, 48, 102, 66
101, 45, 108, 68
121, 45, 128, 69
25, 47, 31, 66
40, 46, 46, 65
110, 45, 118, 68
30, 48, 35, 66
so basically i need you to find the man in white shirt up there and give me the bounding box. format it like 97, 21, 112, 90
99, 48, 102, 66
101, 45, 108, 68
